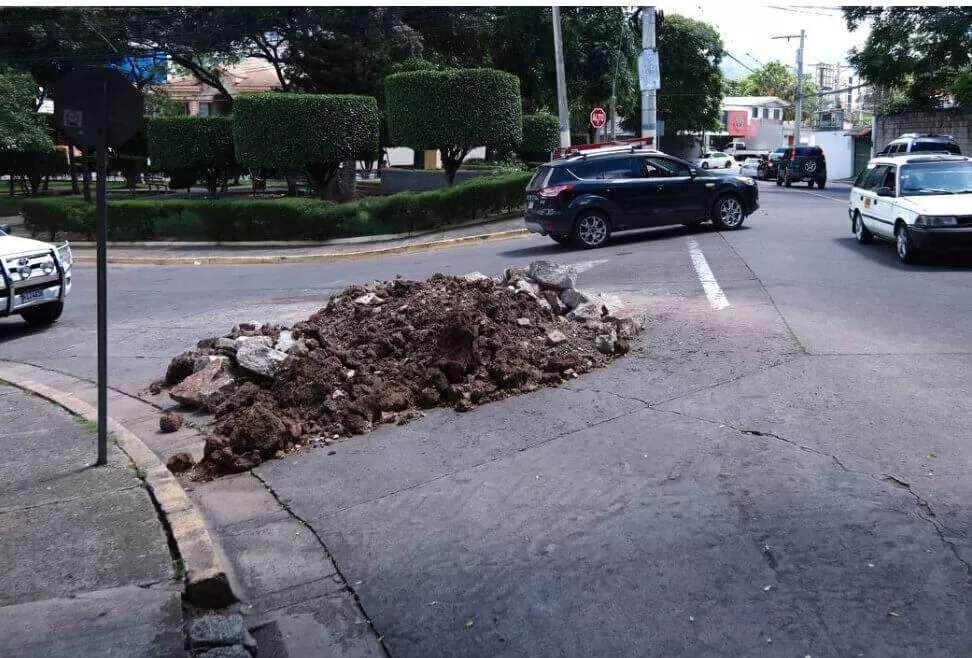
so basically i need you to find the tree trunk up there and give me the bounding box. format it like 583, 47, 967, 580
81, 151, 93, 203
67, 146, 80, 195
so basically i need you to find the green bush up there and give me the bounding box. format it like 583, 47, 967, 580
520, 113, 560, 161
385, 69, 522, 184
21, 173, 531, 242
0, 149, 71, 194
148, 116, 236, 196
233, 93, 379, 199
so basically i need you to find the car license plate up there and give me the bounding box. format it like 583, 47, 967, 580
20, 289, 44, 303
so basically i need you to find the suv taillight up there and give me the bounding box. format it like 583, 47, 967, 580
538, 183, 576, 198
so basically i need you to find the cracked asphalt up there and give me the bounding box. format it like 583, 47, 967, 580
3, 181, 972, 656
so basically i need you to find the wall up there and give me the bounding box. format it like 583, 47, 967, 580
379, 167, 502, 194
385, 147, 487, 167
807, 131, 854, 180
874, 109, 972, 155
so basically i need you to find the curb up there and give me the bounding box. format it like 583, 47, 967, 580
73, 227, 531, 266
0, 366, 236, 610
67, 213, 522, 248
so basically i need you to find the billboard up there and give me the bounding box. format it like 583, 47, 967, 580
110, 51, 167, 84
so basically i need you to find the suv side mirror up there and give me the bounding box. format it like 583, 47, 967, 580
875, 186, 894, 197
0, 224, 10, 234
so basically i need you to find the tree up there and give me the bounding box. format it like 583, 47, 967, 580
738, 61, 822, 121
232, 93, 379, 200
385, 69, 522, 185
148, 117, 236, 197
519, 112, 560, 162
844, 7, 972, 111
635, 13, 724, 135
0, 71, 51, 152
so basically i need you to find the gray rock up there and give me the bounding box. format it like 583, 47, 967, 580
611, 312, 649, 339
193, 355, 229, 373
234, 335, 272, 352
514, 279, 540, 297
546, 329, 568, 346
567, 301, 603, 322
198, 646, 252, 658
170, 360, 236, 410
187, 614, 257, 653
595, 326, 618, 355
503, 266, 529, 283
536, 298, 553, 313
353, 292, 384, 306
275, 330, 296, 354
516, 317, 532, 327
215, 337, 237, 355
541, 290, 566, 315
236, 340, 288, 378
227, 321, 262, 339
560, 288, 591, 310
568, 293, 625, 322
460, 271, 491, 283
528, 260, 578, 291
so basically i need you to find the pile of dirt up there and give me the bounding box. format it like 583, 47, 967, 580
158, 262, 648, 478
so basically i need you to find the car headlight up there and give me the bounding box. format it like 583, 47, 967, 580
733, 176, 756, 186
915, 215, 958, 227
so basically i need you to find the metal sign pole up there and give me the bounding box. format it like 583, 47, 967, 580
95, 81, 108, 466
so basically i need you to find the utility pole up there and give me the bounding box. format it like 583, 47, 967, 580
641, 6, 657, 144
552, 6, 571, 148
772, 29, 805, 145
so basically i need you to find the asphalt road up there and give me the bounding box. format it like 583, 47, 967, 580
4, 180, 972, 656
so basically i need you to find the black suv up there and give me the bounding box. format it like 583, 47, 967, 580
776, 145, 827, 189
523, 148, 760, 248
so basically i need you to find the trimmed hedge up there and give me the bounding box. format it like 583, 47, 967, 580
385, 69, 522, 183
148, 116, 236, 196
233, 93, 379, 199
21, 173, 531, 242
520, 113, 560, 162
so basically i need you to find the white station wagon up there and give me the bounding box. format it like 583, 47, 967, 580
848, 153, 972, 263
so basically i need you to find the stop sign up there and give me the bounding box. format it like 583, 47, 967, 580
590, 107, 607, 128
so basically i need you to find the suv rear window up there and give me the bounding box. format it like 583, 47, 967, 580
911, 140, 961, 154
527, 165, 554, 190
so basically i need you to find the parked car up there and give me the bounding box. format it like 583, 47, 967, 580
759, 148, 788, 180
524, 146, 760, 248
692, 151, 734, 169
848, 153, 972, 264
877, 133, 961, 156
776, 145, 827, 189
740, 157, 762, 178
0, 224, 73, 325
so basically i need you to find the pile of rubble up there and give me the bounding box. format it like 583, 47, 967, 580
157, 261, 649, 478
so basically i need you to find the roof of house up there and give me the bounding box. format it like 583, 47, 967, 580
158, 57, 282, 97
722, 96, 791, 108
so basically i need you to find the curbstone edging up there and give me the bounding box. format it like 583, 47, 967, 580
0, 366, 237, 609
73, 228, 530, 266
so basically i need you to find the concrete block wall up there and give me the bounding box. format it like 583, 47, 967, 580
875, 109, 972, 155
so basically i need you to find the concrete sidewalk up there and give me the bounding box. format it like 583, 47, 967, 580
0, 383, 185, 657
69, 216, 530, 265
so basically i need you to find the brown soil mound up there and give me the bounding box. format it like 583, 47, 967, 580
162, 272, 639, 478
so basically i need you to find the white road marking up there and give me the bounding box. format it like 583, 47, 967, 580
686, 238, 730, 310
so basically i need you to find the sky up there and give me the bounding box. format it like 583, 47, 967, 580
654, 2, 870, 81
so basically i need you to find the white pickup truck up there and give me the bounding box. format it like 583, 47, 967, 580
0, 223, 72, 325
724, 140, 771, 162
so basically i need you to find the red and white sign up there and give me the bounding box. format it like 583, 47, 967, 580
590, 107, 607, 128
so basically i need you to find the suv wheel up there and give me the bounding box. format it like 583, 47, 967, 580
712, 195, 746, 230
572, 210, 611, 249
895, 223, 922, 264
853, 212, 873, 244
21, 301, 64, 326
784, 173, 792, 187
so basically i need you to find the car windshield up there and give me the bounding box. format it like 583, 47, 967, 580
769, 153, 783, 161
744, 159, 760, 165
899, 161, 972, 195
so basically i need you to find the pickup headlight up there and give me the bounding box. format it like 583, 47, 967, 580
915, 215, 958, 227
